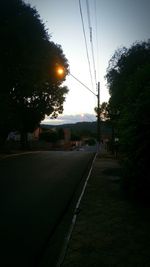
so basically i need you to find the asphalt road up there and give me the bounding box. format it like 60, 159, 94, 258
0, 151, 94, 266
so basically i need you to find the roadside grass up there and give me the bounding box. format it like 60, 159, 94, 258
63, 157, 150, 266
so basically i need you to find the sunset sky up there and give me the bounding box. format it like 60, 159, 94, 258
25, 0, 150, 124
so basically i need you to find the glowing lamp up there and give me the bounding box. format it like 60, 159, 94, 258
57, 67, 64, 76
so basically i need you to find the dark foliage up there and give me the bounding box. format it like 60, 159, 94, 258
39, 130, 58, 143
106, 40, 150, 202
0, 0, 69, 147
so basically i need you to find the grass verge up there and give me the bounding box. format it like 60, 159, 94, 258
63, 156, 150, 266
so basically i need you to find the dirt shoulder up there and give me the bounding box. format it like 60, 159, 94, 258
62, 154, 150, 266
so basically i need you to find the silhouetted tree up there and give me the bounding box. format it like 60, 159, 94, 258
0, 0, 69, 148
95, 102, 109, 121
106, 40, 150, 202
39, 130, 58, 143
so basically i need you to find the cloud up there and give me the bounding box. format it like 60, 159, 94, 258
41, 113, 96, 125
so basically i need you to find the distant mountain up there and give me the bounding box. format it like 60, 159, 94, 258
41, 121, 112, 135
41, 121, 96, 131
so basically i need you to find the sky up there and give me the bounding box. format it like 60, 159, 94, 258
25, 0, 150, 125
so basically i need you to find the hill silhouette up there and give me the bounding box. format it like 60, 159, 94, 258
41, 121, 112, 136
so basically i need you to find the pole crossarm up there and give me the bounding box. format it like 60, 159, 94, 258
69, 72, 97, 97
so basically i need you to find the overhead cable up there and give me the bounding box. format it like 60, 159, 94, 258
94, 0, 100, 84
86, 0, 97, 86
78, 0, 94, 91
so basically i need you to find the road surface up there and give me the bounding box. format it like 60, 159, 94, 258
0, 151, 94, 266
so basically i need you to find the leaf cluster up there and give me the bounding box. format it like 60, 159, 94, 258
95, 102, 110, 121
106, 40, 150, 202
0, 0, 69, 142
39, 128, 65, 143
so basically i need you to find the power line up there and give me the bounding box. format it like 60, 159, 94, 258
94, 0, 100, 84
86, 0, 97, 86
78, 0, 94, 91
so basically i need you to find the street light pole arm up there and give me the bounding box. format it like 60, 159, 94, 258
69, 72, 97, 97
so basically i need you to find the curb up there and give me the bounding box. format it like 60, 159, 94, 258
56, 153, 97, 267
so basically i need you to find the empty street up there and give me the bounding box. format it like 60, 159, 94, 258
0, 151, 94, 266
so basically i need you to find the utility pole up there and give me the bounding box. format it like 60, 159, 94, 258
97, 81, 101, 145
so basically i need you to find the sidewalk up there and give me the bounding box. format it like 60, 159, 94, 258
62, 152, 150, 266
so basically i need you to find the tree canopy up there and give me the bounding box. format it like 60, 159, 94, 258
0, 0, 69, 144
106, 40, 150, 202
95, 102, 109, 121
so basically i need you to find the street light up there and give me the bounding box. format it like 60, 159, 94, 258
56, 66, 65, 76
55, 65, 66, 80
55, 65, 101, 147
